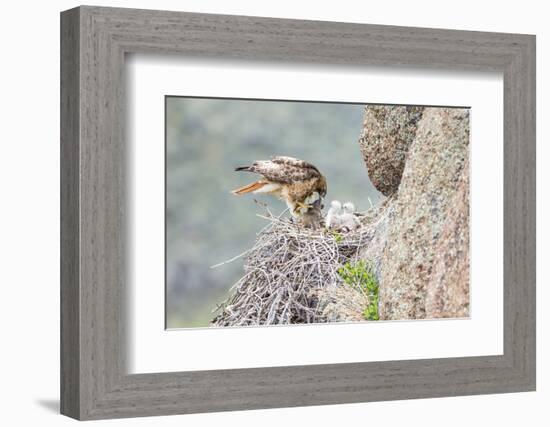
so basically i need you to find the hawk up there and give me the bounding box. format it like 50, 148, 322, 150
231, 156, 327, 226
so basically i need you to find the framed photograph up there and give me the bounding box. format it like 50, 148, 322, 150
60, 6, 536, 420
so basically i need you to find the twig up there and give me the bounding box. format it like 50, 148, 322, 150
211, 203, 385, 326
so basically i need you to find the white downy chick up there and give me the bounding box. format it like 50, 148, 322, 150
325, 200, 342, 229
342, 202, 356, 214
340, 202, 361, 232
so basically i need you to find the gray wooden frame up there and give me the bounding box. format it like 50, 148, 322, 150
60, 5, 536, 420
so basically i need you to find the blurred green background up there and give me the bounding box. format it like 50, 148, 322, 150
166, 97, 382, 328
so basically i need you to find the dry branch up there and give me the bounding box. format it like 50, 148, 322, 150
211, 203, 388, 327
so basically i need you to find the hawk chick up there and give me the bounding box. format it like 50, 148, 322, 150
325, 200, 342, 230
340, 202, 361, 232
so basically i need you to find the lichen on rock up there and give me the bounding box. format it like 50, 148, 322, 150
425, 156, 470, 318
359, 107, 470, 320
358, 105, 424, 196
312, 285, 369, 322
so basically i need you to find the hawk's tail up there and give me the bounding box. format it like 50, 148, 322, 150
231, 181, 267, 195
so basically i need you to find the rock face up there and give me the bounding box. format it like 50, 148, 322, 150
358, 106, 424, 196
359, 106, 470, 320
425, 157, 470, 318
312, 285, 369, 323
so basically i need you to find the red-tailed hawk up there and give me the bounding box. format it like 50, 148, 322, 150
231, 156, 327, 226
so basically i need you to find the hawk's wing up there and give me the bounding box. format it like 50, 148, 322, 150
242, 156, 322, 184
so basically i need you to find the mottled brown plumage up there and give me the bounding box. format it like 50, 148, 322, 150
232, 156, 327, 225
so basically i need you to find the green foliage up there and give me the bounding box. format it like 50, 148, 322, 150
331, 230, 343, 243
362, 295, 380, 321
337, 260, 380, 321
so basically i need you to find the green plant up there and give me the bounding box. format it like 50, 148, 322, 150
337, 260, 380, 320
330, 230, 343, 243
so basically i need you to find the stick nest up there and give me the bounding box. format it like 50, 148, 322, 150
211, 207, 382, 327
